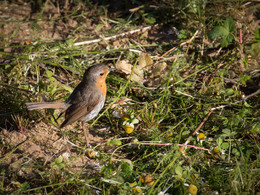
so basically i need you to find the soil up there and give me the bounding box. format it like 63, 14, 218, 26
0, 0, 115, 184
0, 119, 108, 179
0, 1, 111, 42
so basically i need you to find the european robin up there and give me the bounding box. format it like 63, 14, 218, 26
26, 64, 111, 146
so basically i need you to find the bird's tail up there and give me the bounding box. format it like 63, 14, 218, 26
25, 102, 68, 111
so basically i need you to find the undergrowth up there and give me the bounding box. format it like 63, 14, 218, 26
0, 0, 259, 194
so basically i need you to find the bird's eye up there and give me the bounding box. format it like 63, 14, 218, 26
100, 73, 104, 76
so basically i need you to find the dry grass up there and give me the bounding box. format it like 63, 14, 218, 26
0, 0, 259, 194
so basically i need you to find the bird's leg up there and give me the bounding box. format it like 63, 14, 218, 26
56, 127, 66, 141
60, 129, 68, 145
82, 121, 90, 146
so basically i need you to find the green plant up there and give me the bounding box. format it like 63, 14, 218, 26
0, 1, 259, 194
250, 29, 260, 58
50, 157, 66, 170
208, 17, 236, 47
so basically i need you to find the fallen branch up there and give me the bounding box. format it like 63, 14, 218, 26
74, 25, 157, 46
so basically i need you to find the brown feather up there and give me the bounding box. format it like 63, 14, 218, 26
60, 88, 103, 128
26, 102, 69, 110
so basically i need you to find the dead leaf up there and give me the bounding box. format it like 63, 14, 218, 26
152, 62, 167, 77
115, 60, 132, 74
116, 60, 145, 83
139, 53, 153, 69
113, 41, 120, 46
130, 66, 144, 83
129, 73, 143, 84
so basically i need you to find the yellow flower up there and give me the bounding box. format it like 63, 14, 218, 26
197, 133, 205, 140
132, 186, 142, 193
131, 183, 142, 193
188, 184, 198, 195
213, 147, 220, 155
139, 175, 145, 183
124, 124, 134, 134
140, 174, 154, 186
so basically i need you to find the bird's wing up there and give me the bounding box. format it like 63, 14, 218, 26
60, 90, 102, 128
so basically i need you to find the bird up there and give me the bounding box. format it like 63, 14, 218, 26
26, 64, 111, 146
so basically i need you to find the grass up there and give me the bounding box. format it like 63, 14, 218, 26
0, 0, 259, 194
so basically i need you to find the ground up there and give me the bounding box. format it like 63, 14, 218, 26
0, 0, 259, 194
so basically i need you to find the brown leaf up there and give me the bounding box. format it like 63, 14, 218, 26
152, 62, 167, 77
139, 53, 153, 69
113, 41, 120, 46
115, 60, 132, 74
130, 66, 144, 83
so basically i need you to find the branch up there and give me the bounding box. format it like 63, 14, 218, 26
74, 25, 156, 46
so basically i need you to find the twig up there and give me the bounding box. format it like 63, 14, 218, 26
180, 110, 213, 153
175, 90, 195, 99
138, 142, 172, 146
134, 142, 211, 154
74, 25, 156, 46
180, 89, 260, 153
185, 30, 199, 56
152, 54, 184, 61
178, 144, 211, 154
161, 30, 199, 57
211, 89, 260, 111
238, 23, 245, 72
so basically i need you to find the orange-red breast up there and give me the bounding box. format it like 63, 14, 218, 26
26, 64, 111, 146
